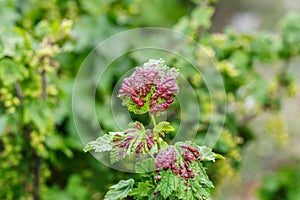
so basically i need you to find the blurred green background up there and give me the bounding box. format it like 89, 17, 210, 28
0, 0, 300, 199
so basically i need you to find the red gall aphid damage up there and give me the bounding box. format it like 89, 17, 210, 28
118, 59, 179, 114
154, 145, 202, 180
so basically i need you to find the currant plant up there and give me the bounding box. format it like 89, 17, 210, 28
0, 18, 73, 199
1, 0, 300, 199
84, 59, 223, 200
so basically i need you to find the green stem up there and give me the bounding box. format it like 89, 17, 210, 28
150, 114, 157, 127
150, 114, 160, 150
148, 152, 155, 160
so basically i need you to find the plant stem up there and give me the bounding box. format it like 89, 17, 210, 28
148, 152, 155, 160
150, 114, 157, 127
150, 114, 160, 150
33, 152, 41, 200
41, 70, 47, 99
14, 82, 23, 101
24, 126, 41, 200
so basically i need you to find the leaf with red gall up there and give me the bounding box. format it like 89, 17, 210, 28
151, 142, 219, 199
110, 122, 157, 163
155, 147, 177, 172
183, 150, 197, 163
118, 59, 179, 114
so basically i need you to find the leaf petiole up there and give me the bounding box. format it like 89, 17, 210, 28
150, 114, 161, 150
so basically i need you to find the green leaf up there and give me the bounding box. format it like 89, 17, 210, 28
129, 181, 153, 198
83, 134, 113, 153
104, 179, 134, 200
45, 134, 73, 158
0, 58, 28, 86
197, 162, 214, 189
154, 121, 174, 137
191, 6, 215, 29
0, 29, 25, 58
157, 170, 178, 199
193, 186, 210, 199
23, 101, 52, 133
216, 154, 225, 160
0, 115, 7, 136
197, 146, 222, 162
66, 175, 89, 199
149, 193, 165, 200
46, 134, 64, 150
177, 179, 192, 200
0, 3, 19, 27
135, 158, 155, 173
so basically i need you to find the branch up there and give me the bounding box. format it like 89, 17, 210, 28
33, 153, 41, 200
24, 125, 42, 200
41, 70, 47, 99
277, 60, 291, 97
239, 112, 258, 127
14, 82, 24, 101
151, 114, 161, 150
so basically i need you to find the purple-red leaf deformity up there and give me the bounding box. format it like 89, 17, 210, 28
118, 59, 179, 114
155, 147, 177, 172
